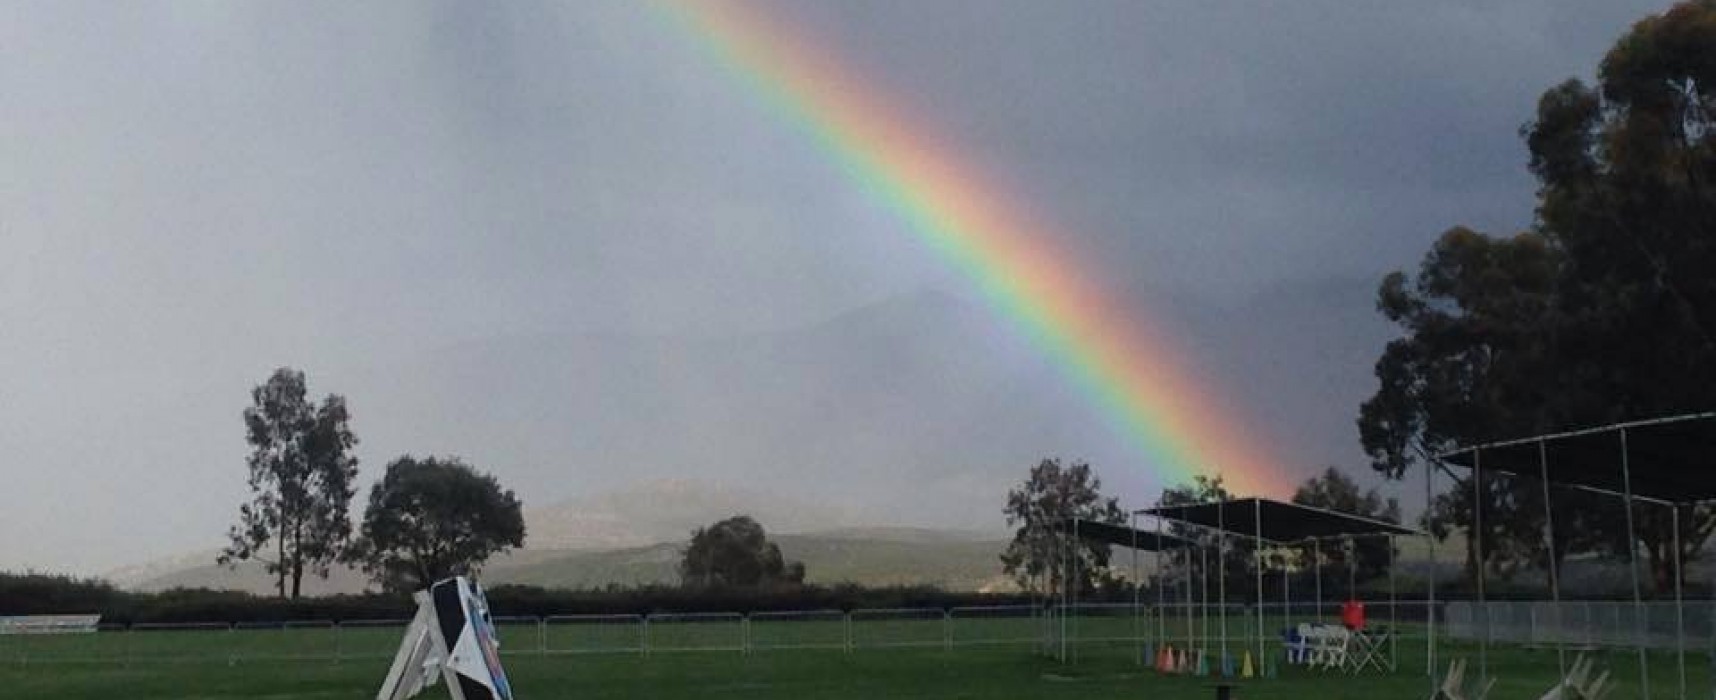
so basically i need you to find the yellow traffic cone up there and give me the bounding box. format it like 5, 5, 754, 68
1241, 650, 1255, 678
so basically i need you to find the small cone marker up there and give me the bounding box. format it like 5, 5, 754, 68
1221, 653, 1234, 678
1195, 649, 1209, 677
1176, 649, 1189, 674
1241, 650, 1255, 679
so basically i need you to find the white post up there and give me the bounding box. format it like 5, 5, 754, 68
1314, 538, 1324, 623
1674, 503, 1687, 700
1620, 428, 1649, 698
1255, 498, 1266, 674
1388, 534, 1397, 670
1426, 459, 1438, 691
1474, 448, 1488, 681
1133, 511, 1141, 666
1538, 439, 1565, 679
1160, 514, 1173, 651
1218, 499, 1228, 665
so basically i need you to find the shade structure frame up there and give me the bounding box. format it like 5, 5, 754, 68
1434, 413, 1716, 700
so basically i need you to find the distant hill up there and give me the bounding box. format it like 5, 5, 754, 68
114, 531, 1012, 594
487, 532, 1011, 592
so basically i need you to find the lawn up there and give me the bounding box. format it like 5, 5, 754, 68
1, 617, 1710, 699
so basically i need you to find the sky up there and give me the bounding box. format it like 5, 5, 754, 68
0, 0, 1672, 574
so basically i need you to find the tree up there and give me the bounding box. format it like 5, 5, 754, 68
1291, 467, 1401, 589
1357, 229, 1571, 583
1361, 1, 1716, 592
348, 456, 526, 593
219, 368, 359, 599
1523, 0, 1716, 592
1000, 459, 1126, 597
680, 516, 805, 588
1156, 475, 1257, 602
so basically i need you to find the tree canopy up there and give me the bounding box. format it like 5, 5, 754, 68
1000, 459, 1126, 596
1359, 0, 1716, 590
349, 456, 526, 593
219, 368, 359, 599
680, 516, 805, 588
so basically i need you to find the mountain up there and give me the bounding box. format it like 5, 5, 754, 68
524, 478, 868, 550
109, 477, 1012, 594
112, 532, 1012, 595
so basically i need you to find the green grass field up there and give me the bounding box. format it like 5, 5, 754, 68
2, 616, 1711, 699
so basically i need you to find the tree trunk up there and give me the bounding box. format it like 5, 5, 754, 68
275, 530, 287, 599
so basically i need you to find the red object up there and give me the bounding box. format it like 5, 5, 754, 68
1340, 600, 1366, 630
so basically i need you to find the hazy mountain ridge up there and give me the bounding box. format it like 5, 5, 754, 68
108, 477, 1013, 594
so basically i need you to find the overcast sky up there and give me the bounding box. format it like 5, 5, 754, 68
0, 0, 1670, 574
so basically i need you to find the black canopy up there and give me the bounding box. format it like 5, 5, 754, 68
1053, 517, 1196, 551
1138, 497, 1419, 544
1437, 413, 1716, 503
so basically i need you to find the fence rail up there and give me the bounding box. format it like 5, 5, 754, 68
1, 600, 1706, 666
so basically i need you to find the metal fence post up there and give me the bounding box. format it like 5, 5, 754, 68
538, 617, 547, 656
334, 621, 342, 664
943, 610, 952, 651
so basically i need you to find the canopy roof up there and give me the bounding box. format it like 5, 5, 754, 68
1138, 497, 1420, 543
1437, 413, 1716, 504
1053, 517, 1196, 551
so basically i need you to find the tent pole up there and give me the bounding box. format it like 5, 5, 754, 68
1347, 536, 1356, 611
1133, 511, 1141, 666
1283, 541, 1291, 668
1072, 516, 1080, 664
1621, 428, 1649, 698
1426, 460, 1438, 691
1050, 518, 1063, 665
1201, 544, 1211, 657
1219, 499, 1228, 665
1674, 503, 1686, 700
1538, 439, 1565, 679
1255, 498, 1265, 674
1157, 516, 1167, 652
1185, 537, 1194, 657
1314, 537, 1324, 623
1474, 448, 1488, 682
1388, 533, 1397, 671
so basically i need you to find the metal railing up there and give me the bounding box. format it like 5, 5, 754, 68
4, 600, 1703, 666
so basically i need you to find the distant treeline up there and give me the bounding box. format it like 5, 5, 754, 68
0, 572, 1044, 625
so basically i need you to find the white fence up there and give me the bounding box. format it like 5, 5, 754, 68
1443, 601, 1716, 650
5, 600, 1704, 666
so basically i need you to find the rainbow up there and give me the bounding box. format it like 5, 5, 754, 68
654, 0, 1289, 497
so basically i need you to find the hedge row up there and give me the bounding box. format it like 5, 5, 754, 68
0, 573, 1048, 624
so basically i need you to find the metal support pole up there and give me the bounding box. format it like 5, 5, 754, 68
1388, 534, 1398, 670
1283, 544, 1291, 660
1157, 516, 1167, 649
1674, 504, 1687, 700
1201, 545, 1211, 655
1314, 538, 1324, 623
1346, 536, 1356, 607
1255, 498, 1266, 673
1133, 511, 1141, 666
1185, 540, 1195, 656
1072, 516, 1080, 664
1474, 448, 1488, 682
1538, 439, 1565, 679
1621, 428, 1649, 698
1218, 499, 1228, 663
1426, 460, 1439, 689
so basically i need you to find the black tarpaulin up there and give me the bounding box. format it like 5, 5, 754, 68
1138, 497, 1419, 543
1052, 517, 1196, 551
1438, 413, 1716, 503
